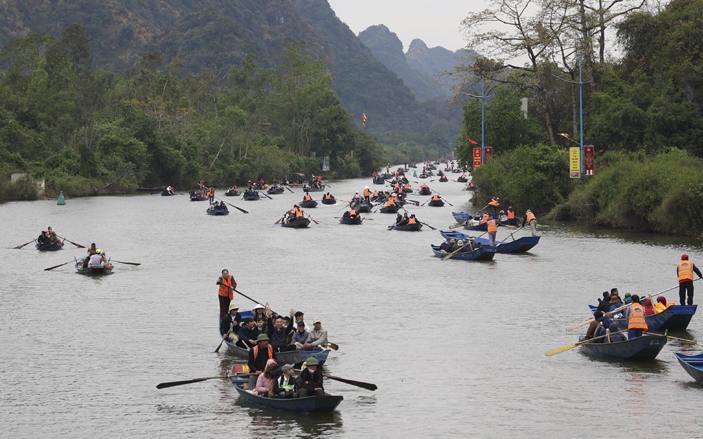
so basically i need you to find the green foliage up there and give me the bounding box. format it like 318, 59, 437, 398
472, 144, 573, 214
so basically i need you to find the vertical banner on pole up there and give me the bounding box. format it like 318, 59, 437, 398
569, 147, 581, 178
584, 146, 595, 175
484, 147, 493, 162
473, 148, 482, 168
322, 156, 330, 172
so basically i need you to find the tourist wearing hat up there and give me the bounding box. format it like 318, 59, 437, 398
304, 318, 328, 350
237, 318, 258, 349
522, 209, 538, 236
273, 364, 297, 398
677, 254, 702, 306
248, 333, 274, 374
296, 358, 324, 397
219, 303, 242, 342
252, 303, 266, 322
216, 269, 237, 319
292, 320, 310, 350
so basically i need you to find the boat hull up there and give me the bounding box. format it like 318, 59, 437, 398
75, 261, 114, 275
300, 200, 318, 208
427, 200, 444, 207
379, 205, 399, 214
392, 223, 422, 231
600, 305, 698, 331
578, 334, 667, 360
281, 218, 310, 228
321, 198, 337, 205
675, 352, 703, 383
36, 242, 64, 251
473, 236, 540, 253
206, 207, 230, 215
224, 340, 330, 365
234, 386, 342, 412
339, 217, 363, 225
430, 244, 495, 261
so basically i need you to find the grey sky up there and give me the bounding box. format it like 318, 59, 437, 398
327, 0, 475, 52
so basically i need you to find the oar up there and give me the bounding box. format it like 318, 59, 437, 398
442, 232, 487, 261
274, 215, 286, 225
306, 214, 319, 225
58, 236, 85, 248
286, 187, 294, 193
328, 342, 339, 350
215, 329, 232, 353
546, 329, 629, 356
442, 198, 454, 207
449, 220, 469, 230
13, 239, 36, 249
44, 260, 74, 271
113, 260, 141, 266
217, 197, 249, 214
649, 333, 703, 347
405, 199, 420, 206
324, 374, 377, 391
565, 282, 695, 331
420, 222, 436, 230
261, 192, 273, 200
156, 376, 229, 389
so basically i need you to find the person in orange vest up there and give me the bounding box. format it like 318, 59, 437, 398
349, 207, 359, 219
216, 269, 237, 319
480, 212, 489, 224
323, 193, 333, 200
248, 334, 274, 375
407, 214, 418, 225
289, 204, 304, 219
488, 196, 500, 213
432, 194, 441, 202
385, 196, 396, 207
363, 186, 371, 202
303, 193, 312, 202
677, 254, 702, 305
487, 217, 498, 247
207, 187, 215, 203
506, 206, 516, 224
522, 209, 538, 236
625, 295, 648, 339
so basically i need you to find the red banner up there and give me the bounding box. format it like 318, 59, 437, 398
584, 145, 595, 175
473, 147, 482, 168
484, 147, 493, 162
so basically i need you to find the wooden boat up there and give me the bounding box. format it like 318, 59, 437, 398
427, 199, 445, 207
438, 176, 448, 182
372, 176, 386, 185
75, 259, 114, 275
243, 191, 260, 201
321, 196, 337, 205
281, 217, 310, 228
233, 386, 342, 412
224, 340, 330, 365
357, 201, 372, 213
430, 244, 496, 261
267, 185, 285, 194
674, 352, 703, 383
452, 212, 474, 223
418, 173, 429, 179
161, 190, 176, 196
300, 200, 318, 208
472, 236, 540, 253
379, 205, 399, 214
206, 205, 229, 215
36, 242, 64, 251
456, 176, 468, 183
303, 184, 325, 192
578, 334, 667, 360
418, 187, 432, 196
339, 216, 363, 225
391, 222, 422, 231
588, 304, 698, 332
190, 191, 208, 201
224, 188, 241, 196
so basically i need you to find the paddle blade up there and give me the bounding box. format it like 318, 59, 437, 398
328, 342, 339, 351
13, 240, 35, 249
44, 261, 72, 271
324, 375, 377, 391
114, 261, 141, 266
156, 376, 226, 389
545, 343, 578, 357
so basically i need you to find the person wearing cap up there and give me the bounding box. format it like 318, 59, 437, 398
248, 333, 274, 374
273, 364, 297, 398
292, 320, 310, 350
625, 295, 648, 339
522, 209, 538, 236
216, 269, 237, 319
677, 254, 702, 305
296, 358, 324, 397
237, 318, 258, 349
653, 296, 675, 313
219, 302, 242, 342
304, 318, 328, 350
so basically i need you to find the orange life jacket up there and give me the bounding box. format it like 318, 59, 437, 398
487, 219, 498, 233
373, 191, 379, 197
678, 260, 694, 282
507, 210, 515, 220
364, 188, 370, 197
218, 275, 234, 299
488, 198, 500, 207
628, 303, 648, 330
432, 195, 440, 201
525, 212, 536, 223
304, 194, 312, 201
349, 209, 357, 217
408, 217, 417, 224
324, 194, 332, 200
480, 214, 489, 224
252, 344, 274, 360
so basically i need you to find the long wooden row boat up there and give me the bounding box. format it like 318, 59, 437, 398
588, 304, 697, 331
578, 334, 667, 360
281, 217, 310, 228
391, 222, 422, 231
441, 230, 540, 253
223, 339, 331, 365
233, 386, 342, 412
243, 191, 260, 201
339, 216, 363, 225
427, 199, 444, 207
430, 244, 496, 261
675, 352, 703, 383
300, 200, 318, 208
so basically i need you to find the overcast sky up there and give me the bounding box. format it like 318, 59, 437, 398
327, 0, 475, 52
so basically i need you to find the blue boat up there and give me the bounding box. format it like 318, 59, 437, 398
224, 339, 331, 366
427, 199, 444, 207
372, 176, 386, 185
430, 244, 496, 261
578, 334, 667, 360
588, 304, 697, 331
190, 191, 208, 201
281, 217, 310, 228
441, 230, 540, 253
674, 352, 703, 383
339, 216, 363, 225
243, 190, 260, 201
75, 259, 114, 275
379, 205, 399, 214
206, 205, 229, 216
357, 201, 372, 213
452, 211, 499, 223
36, 242, 64, 251
300, 200, 318, 208
233, 386, 343, 412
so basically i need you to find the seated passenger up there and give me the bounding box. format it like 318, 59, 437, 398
643, 297, 654, 315
88, 250, 106, 268
292, 321, 310, 349
256, 359, 282, 397
653, 296, 674, 313
273, 364, 297, 398
37, 231, 48, 246
296, 358, 324, 397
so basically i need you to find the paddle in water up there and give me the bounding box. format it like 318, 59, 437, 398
217, 197, 249, 214
156, 376, 229, 389
13, 240, 35, 249
113, 260, 141, 266
44, 260, 74, 271
58, 236, 86, 248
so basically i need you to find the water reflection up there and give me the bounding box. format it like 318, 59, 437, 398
240, 404, 344, 437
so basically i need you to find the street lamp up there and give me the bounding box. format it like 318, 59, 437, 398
461, 78, 487, 165
553, 59, 589, 178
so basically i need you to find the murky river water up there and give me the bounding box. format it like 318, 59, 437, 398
1, 174, 702, 438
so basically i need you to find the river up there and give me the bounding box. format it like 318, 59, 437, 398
1, 173, 702, 438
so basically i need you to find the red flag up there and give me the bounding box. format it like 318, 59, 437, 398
466, 137, 478, 145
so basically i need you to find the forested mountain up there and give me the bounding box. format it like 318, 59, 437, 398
0, 0, 460, 150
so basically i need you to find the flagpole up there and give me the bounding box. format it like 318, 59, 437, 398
461, 79, 488, 166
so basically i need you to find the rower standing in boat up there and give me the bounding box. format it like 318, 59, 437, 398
487, 217, 498, 247
522, 209, 538, 236
216, 269, 237, 319
677, 254, 702, 305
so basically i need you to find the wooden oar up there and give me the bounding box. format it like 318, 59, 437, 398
306, 214, 319, 225
420, 222, 436, 230
113, 260, 141, 266
442, 232, 487, 260
286, 187, 295, 193
44, 260, 74, 271
448, 220, 469, 230
649, 333, 703, 347
328, 342, 339, 350
324, 374, 377, 391
545, 329, 629, 356
58, 236, 85, 248
156, 376, 229, 389
13, 239, 36, 249
565, 282, 696, 331
274, 215, 286, 225
217, 197, 249, 214
404, 199, 420, 206
215, 329, 232, 353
